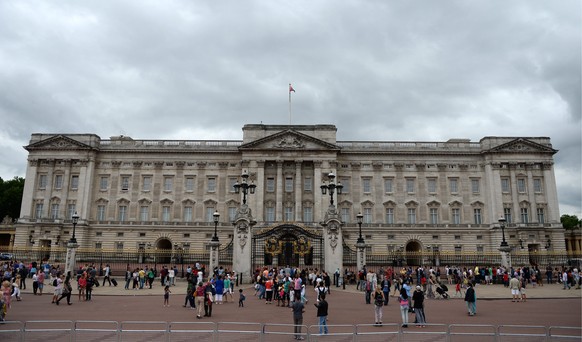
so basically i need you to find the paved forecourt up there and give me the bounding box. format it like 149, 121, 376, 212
6, 278, 581, 330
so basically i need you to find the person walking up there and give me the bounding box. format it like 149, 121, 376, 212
412, 286, 426, 327
291, 295, 305, 340
381, 277, 390, 306
314, 293, 329, 335
102, 264, 112, 286
464, 283, 476, 316
163, 285, 171, 307
195, 282, 206, 319
398, 288, 409, 328
55, 273, 73, 305
373, 286, 385, 326
78, 273, 87, 301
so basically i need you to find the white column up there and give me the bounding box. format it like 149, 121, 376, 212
295, 160, 302, 221
255, 161, 265, 221
314, 162, 323, 223
276, 161, 283, 221
543, 163, 560, 222
20, 159, 38, 220
209, 240, 220, 277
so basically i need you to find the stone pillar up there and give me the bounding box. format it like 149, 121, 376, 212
322, 217, 343, 273
356, 241, 366, 272
233, 208, 256, 284
295, 160, 302, 221
209, 240, 220, 277
65, 241, 79, 276
276, 161, 283, 221
499, 245, 512, 268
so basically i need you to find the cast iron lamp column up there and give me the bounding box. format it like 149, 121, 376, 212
498, 216, 512, 268
65, 212, 80, 276
209, 211, 220, 276
233, 171, 256, 205
320, 172, 343, 207
355, 212, 366, 272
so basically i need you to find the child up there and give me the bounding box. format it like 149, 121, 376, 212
455, 281, 463, 298
238, 288, 246, 307
163, 285, 171, 307
520, 284, 526, 302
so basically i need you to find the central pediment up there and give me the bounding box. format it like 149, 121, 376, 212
239, 129, 341, 151
25, 134, 96, 151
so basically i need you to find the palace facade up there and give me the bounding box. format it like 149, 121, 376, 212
14, 124, 565, 273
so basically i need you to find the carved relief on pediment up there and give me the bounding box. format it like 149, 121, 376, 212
273, 134, 305, 149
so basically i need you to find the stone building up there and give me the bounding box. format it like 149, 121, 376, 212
15, 124, 565, 275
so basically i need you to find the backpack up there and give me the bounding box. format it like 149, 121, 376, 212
365, 281, 371, 291
53, 278, 58, 286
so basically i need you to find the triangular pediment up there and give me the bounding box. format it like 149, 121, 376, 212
239, 130, 340, 151
25, 135, 94, 151
485, 138, 557, 154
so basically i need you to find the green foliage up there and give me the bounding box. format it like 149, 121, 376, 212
560, 214, 581, 230
0, 176, 25, 221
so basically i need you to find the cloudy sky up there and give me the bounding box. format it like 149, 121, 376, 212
1, 0, 580, 217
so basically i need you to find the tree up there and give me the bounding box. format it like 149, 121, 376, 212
560, 214, 581, 230
0, 176, 25, 221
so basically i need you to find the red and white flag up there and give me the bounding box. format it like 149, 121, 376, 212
289, 84, 295, 92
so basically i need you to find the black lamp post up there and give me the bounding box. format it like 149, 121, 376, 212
70, 211, 80, 244
498, 217, 508, 248
320, 172, 343, 206
545, 239, 551, 249
233, 171, 256, 205
212, 211, 220, 242
356, 212, 365, 244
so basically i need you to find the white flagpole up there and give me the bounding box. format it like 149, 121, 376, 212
289, 83, 292, 125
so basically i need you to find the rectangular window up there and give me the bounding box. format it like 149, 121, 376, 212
537, 208, 545, 223
520, 207, 529, 223
504, 207, 512, 223
533, 179, 543, 193
116, 242, 124, 251
50, 204, 59, 219
162, 206, 171, 222
452, 208, 461, 224
474, 208, 482, 224
303, 207, 313, 222
385, 208, 394, 224
121, 176, 130, 191
454, 245, 462, 254
207, 177, 216, 192
340, 178, 350, 193
362, 178, 371, 193
284, 207, 293, 221
38, 174, 48, 190
185, 177, 195, 192
517, 178, 526, 193
427, 178, 437, 193
95, 242, 102, 250
384, 178, 393, 193
228, 206, 237, 222
266, 178, 275, 192
97, 205, 106, 221
407, 208, 416, 224
183, 206, 193, 223
140, 206, 149, 221
341, 208, 350, 223
363, 208, 372, 224
164, 177, 173, 192
67, 204, 76, 219
501, 178, 510, 192
118, 205, 127, 222
304, 177, 313, 192
430, 208, 439, 224
142, 176, 152, 191
265, 207, 275, 222
99, 176, 109, 191
206, 207, 215, 222
229, 178, 237, 193
471, 179, 480, 193
35, 203, 43, 219
54, 175, 63, 189
449, 178, 458, 193
406, 178, 415, 193
285, 177, 293, 192
69, 175, 79, 190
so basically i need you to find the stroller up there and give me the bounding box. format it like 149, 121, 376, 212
435, 284, 449, 299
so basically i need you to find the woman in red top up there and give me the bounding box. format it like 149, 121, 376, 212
265, 277, 274, 304
78, 273, 87, 301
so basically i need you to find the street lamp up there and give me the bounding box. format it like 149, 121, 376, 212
356, 212, 365, 244
233, 171, 256, 205
212, 211, 220, 242
70, 211, 80, 244
498, 217, 508, 248
320, 172, 343, 206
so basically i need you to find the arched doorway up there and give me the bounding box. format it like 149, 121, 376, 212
156, 238, 172, 264
405, 240, 422, 266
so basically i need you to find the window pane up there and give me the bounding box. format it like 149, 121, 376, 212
35, 203, 43, 219
266, 207, 275, 222
521, 208, 529, 223
471, 179, 480, 193
501, 178, 510, 192
118, 206, 127, 221
407, 208, 416, 224
340, 178, 350, 193
474, 208, 482, 224
229, 178, 237, 192
504, 208, 512, 223
449, 178, 458, 193
406, 179, 415, 193
452, 208, 460, 224
97, 205, 106, 221
70, 175, 79, 190
533, 179, 542, 193
140, 206, 149, 221
363, 208, 372, 223
100, 177, 109, 190
303, 207, 313, 222
362, 179, 371, 193
67, 204, 76, 219
384, 179, 393, 193
285, 177, 293, 192
266, 178, 275, 192
427, 178, 436, 193
164, 177, 173, 192
143, 176, 151, 191
304, 177, 312, 191
183, 206, 192, 222
341, 208, 350, 223
121, 177, 130, 190
51, 204, 59, 219
537, 208, 545, 223
185, 177, 195, 191
162, 206, 171, 222
54, 175, 63, 189
39, 175, 47, 189
207, 178, 216, 192
430, 208, 438, 224
284, 207, 293, 221
386, 208, 394, 224
206, 207, 215, 222
517, 178, 526, 193
228, 207, 237, 221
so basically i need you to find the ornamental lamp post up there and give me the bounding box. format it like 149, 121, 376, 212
65, 211, 80, 275
498, 217, 508, 248
212, 211, 220, 242
498, 216, 511, 268
320, 172, 343, 206
355, 212, 366, 272
356, 212, 365, 244
70, 211, 80, 244
233, 171, 256, 205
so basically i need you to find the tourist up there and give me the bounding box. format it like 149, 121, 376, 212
509, 275, 520, 302
398, 288, 409, 328
238, 288, 246, 307
412, 286, 426, 327
55, 273, 72, 305
464, 283, 476, 316
52, 274, 63, 304
195, 282, 206, 319
373, 285, 385, 326
78, 273, 87, 301
291, 295, 305, 340
102, 264, 111, 286
163, 285, 171, 307
314, 292, 328, 335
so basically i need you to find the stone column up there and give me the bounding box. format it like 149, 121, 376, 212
356, 241, 366, 272
65, 241, 79, 276
276, 161, 283, 221
208, 240, 220, 277
295, 160, 302, 221
322, 214, 343, 274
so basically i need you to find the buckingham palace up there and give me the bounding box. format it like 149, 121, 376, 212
13, 124, 566, 276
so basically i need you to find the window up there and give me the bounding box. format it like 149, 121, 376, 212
117, 232, 124, 237
142, 176, 152, 191
229, 178, 237, 192
99, 176, 109, 190
164, 177, 173, 192
228, 207, 237, 221
303, 207, 313, 222
537, 208, 545, 223
118, 205, 127, 222
407, 208, 416, 224
284, 207, 293, 221
35, 203, 43, 219
340, 178, 350, 193
139, 232, 146, 237
70, 175, 79, 190
430, 208, 439, 224
285, 177, 293, 192
140, 206, 149, 221
504, 207, 512, 223
362, 178, 371, 194
162, 206, 171, 222
266, 178, 275, 192
50, 204, 59, 219
501, 178, 510, 192
183, 206, 193, 223
474, 208, 482, 224
385, 208, 394, 224
38, 174, 47, 189
54, 175, 63, 189
304, 177, 312, 192
451, 208, 461, 224
183, 233, 190, 238
533, 179, 543, 193
520, 207, 529, 223
95, 242, 102, 249
449, 178, 458, 193
115, 242, 124, 251
384, 178, 393, 193
517, 178, 526, 193
207, 177, 216, 192
206, 207, 215, 222
471, 179, 480, 193
265, 207, 275, 222
121, 176, 130, 191
454, 245, 462, 254
185, 177, 195, 192
406, 178, 415, 193
97, 205, 106, 221
67, 204, 76, 219
427, 178, 437, 193
341, 208, 350, 223
363, 208, 372, 224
